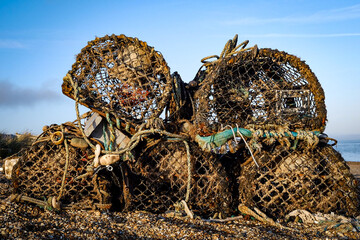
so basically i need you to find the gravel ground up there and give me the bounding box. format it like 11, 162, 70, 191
1, 200, 354, 240
1, 172, 360, 239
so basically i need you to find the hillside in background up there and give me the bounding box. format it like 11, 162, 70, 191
0, 133, 35, 159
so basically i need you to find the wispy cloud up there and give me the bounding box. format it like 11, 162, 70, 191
240, 33, 360, 38
0, 40, 25, 49
0, 81, 62, 108
223, 4, 360, 25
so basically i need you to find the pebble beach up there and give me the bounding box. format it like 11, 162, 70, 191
1, 162, 360, 240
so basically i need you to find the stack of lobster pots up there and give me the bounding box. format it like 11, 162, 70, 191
3, 34, 359, 219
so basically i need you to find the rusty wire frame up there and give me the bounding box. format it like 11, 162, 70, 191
194, 48, 327, 136
62, 34, 173, 126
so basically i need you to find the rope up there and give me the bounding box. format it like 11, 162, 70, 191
295, 130, 319, 149
90, 127, 189, 168
65, 74, 95, 150
57, 126, 70, 202
65, 73, 189, 167
196, 123, 322, 156
235, 124, 259, 168
181, 200, 194, 219
116, 117, 121, 129
106, 113, 116, 151
183, 141, 191, 202
102, 123, 109, 151
200, 34, 258, 69
223, 125, 238, 145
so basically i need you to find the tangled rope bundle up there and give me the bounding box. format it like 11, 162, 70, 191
4, 34, 358, 219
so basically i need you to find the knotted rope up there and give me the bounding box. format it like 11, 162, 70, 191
200, 34, 258, 69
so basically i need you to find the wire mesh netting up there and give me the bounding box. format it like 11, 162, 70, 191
62, 34, 173, 125
12, 122, 112, 210
194, 48, 327, 136
123, 140, 232, 217
238, 143, 360, 218
1, 34, 358, 220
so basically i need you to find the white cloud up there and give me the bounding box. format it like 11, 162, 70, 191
0, 40, 25, 49
223, 4, 360, 25
239, 33, 360, 38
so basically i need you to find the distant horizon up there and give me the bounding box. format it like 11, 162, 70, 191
330, 134, 360, 141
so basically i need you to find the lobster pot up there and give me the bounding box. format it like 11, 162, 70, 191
62, 34, 173, 125
12, 123, 111, 210
194, 49, 326, 136
238, 144, 360, 219
125, 140, 231, 217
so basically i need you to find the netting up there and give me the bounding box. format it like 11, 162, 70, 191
11, 122, 112, 210
238, 143, 360, 218
2, 34, 358, 220
62, 34, 173, 126
123, 140, 231, 217
194, 48, 327, 136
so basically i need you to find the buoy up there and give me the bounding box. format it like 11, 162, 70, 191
4, 158, 18, 180
93, 144, 120, 167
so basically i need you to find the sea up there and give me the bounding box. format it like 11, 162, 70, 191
335, 139, 360, 162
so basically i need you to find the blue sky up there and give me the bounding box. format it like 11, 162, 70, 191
0, 0, 359, 139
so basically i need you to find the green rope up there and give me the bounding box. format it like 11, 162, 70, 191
195, 127, 321, 152
91, 128, 189, 167
102, 123, 108, 151
106, 113, 116, 152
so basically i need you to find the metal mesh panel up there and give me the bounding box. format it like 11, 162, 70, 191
194, 49, 327, 136
124, 140, 232, 217
238, 144, 360, 218
12, 123, 111, 210
62, 34, 173, 125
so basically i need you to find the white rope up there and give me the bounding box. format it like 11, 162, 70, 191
223, 125, 238, 144
236, 124, 259, 168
